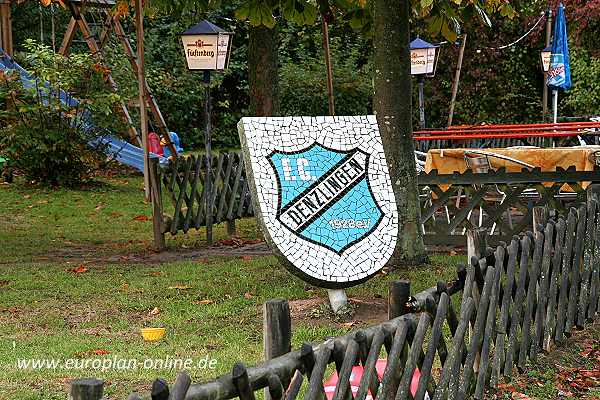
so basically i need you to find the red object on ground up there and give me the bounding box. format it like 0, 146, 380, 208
323, 359, 427, 400
148, 132, 163, 156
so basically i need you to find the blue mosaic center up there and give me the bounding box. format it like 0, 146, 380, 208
269, 143, 383, 254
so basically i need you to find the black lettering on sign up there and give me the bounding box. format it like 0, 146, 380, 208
278, 150, 369, 233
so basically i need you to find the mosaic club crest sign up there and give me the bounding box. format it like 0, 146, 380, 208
238, 116, 398, 288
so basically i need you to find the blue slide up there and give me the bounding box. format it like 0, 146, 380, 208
0, 50, 166, 172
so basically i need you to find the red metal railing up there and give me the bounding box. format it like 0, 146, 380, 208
413, 122, 600, 141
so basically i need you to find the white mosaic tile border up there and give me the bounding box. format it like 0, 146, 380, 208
239, 115, 399, 285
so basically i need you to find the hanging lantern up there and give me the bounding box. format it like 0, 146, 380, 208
181, 20, 233, 71
410, 38, 439, 77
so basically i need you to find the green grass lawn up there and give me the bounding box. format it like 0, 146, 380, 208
0, 173, 259, 263
0, 173, 465, 399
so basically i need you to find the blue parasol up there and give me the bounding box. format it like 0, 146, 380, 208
547, 3, 571, 122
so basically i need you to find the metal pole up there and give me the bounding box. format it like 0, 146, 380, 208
553, 90, 558, 124
418, 75, 426, 129
321, 17, 335, 116
448, 34, 467, 127
204, 70, 213, 245
134, 0, 150, 200
543, 9, 552, 121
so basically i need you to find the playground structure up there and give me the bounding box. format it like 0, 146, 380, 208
0, 0, 180, 160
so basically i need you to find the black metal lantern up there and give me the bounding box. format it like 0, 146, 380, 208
180, 20, 234, 244
410, 38, 439, 129
181, 20, 233, 71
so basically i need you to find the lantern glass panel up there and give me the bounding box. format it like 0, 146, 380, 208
426, 48, 436, 75
182, 33, 232, 71
216, 33, 232, 70
410, 48, 428, 75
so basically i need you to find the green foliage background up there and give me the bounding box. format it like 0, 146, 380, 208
7, 1, 600, 151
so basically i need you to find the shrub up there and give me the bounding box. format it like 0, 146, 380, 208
0, 40, 126, 187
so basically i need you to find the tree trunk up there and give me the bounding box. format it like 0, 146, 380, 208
248, 25, 279, 116
373, 0, 428, 266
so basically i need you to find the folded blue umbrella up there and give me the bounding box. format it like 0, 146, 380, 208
547, 3, 571, 91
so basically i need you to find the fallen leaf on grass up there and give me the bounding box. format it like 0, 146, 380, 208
91, 349, 110, 355
169, 285, 192, 290
215, 238, 242, 247
193, 299, 215, 305
133, 215, 150, 221
215, 237, 262, 247
57, 377, 74, 385
67, 265, 88, 274
244, 292, 253, 299
148, 271, 162, 277
241, 256, 253, 262
148, 307, 160, 316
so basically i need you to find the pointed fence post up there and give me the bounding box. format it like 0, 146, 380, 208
150, 157, 166, 251
263, 299, 292, 400
388, 280, 411, 319
533, 206, 548, 236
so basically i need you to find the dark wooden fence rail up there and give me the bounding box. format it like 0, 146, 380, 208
73, 196, 600, 399
153, 157, 600, 250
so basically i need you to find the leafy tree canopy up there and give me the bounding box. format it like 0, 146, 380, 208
145, 0, 516, 42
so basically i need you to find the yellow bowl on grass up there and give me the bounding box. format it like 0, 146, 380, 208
141, 327, 166, 342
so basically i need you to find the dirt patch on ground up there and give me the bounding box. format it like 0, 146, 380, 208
289, 296, 388, 329
31, 241, 272, 265
28, 239, 458, 267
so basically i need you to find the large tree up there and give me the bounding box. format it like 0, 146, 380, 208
248, 25, 279, 116
373, 0, 426, 264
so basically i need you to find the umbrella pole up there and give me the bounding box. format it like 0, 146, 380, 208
553, 90, 558, 124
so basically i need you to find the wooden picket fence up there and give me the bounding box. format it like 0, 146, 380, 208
151, 153, 253, 244
73, 198, 600, 400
